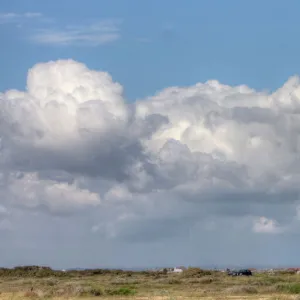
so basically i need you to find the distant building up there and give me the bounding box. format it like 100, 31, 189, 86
172, 267, 184, 273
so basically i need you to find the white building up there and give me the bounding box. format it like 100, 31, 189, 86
172, 267, 183, 273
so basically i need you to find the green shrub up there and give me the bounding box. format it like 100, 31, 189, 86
276, 283, 300, 294
106, 286, 136, 296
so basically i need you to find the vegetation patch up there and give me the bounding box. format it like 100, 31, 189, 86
276, 283, 300, 294
225, 285, 258, 294
2, 265, 300, 299
105, 286, 137, 296
181, 267, 212, 278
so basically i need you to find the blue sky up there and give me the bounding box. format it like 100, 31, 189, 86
3, 0, 300, 269
2, 0, 300, 101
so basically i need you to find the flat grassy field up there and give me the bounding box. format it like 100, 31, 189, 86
1, 267, 300, 299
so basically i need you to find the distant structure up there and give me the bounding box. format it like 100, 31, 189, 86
172, 267, 183, 273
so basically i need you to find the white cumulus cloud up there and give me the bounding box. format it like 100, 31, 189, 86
1, 59, 300, 268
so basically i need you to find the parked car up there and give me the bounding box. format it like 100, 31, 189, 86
227, 269, 252, 276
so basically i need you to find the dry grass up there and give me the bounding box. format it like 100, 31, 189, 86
0, 294, 300, 300
1, 267, 300, 299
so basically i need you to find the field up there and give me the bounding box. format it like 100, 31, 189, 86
1, 267, 300, 300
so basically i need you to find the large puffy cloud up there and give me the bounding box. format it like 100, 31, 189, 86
0, 60, 166, 180
1, 59, 300, 268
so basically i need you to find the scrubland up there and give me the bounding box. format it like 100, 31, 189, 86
1, 266, 300, 299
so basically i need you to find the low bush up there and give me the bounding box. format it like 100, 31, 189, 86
167, 278, 181, 284
225, 285, 258, 294
181, 267, 212, 278
276, 283, 300, 294
106, 286, 136, 296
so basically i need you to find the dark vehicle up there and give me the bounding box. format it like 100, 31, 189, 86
227, 269, 252, 276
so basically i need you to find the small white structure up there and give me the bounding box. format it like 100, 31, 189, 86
172, 267, 183, 273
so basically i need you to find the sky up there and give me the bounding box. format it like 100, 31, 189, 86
2, 0, 300, 269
